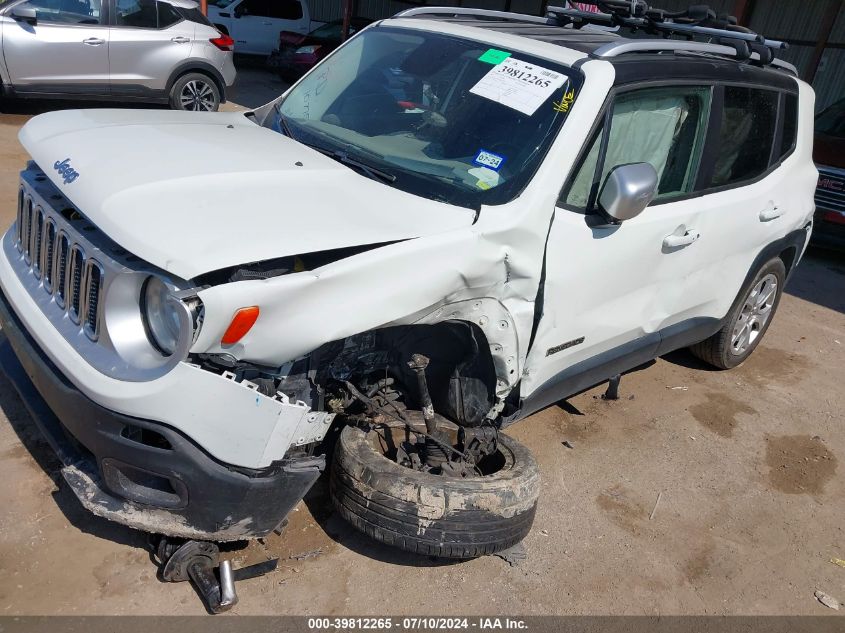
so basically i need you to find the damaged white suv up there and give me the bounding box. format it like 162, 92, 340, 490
0, 3, 817, 559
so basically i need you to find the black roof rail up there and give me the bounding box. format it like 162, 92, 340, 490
546, 2, 789, 68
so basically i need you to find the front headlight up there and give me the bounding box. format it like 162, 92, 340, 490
142, 276, 182, 356
295, 45, 321, 54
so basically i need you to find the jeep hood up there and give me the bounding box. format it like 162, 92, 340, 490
19, 109, 475, 280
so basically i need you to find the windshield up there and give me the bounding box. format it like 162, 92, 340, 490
272, 26, 581, 209
816, 98, 845, 139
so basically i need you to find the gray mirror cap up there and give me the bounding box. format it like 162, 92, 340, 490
598, 162, 659, 222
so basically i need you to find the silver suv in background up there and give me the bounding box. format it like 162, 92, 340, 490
0, 0, 235, 111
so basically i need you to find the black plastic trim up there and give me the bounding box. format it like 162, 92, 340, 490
0, 289, 322, 540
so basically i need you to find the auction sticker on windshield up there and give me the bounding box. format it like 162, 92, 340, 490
470, 57, 568, 116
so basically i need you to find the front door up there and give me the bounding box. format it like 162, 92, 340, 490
2, 0, 109, 93
522, 84, 714, 403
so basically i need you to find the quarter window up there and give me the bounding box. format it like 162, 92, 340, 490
14, 0, 102, 24
710, 87, 779, 187
779, 93, 799, 158
563, 85, 711, 209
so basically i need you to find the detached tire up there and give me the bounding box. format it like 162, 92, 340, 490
331, 421, 540, 559
690, 257, 786, 369
169, 73, 221, 112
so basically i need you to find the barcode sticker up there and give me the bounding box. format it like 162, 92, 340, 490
470, 57, 568, 116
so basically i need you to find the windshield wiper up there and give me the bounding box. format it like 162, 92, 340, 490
311, 146, 397, 184
271, 107, 396, 184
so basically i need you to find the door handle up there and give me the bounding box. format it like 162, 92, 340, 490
262, 21, 272, 25
82, 37, 105, 45
171, 36, 190, 43
663, 229, 700, 249
759, 205, 784, 222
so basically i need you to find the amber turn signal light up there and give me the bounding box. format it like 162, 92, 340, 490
221, 306, 260, 345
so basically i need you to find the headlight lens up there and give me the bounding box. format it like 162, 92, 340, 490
142, 276, 181, 356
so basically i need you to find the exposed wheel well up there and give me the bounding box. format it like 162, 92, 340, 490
779, 245, 798, 275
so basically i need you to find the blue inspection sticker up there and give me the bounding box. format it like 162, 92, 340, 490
473, 149, 506, 172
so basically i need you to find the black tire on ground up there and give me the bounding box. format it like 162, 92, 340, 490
689, 257, 786, 369
330, 420, 540, 559
169, 73, 221, 112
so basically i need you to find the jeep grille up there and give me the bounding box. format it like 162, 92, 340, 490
16, 190, 103, 340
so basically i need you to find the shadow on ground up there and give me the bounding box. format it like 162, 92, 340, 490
0, 355, 148, 551
784, 247, 845, 314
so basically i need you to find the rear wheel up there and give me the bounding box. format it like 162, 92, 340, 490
330, 415, 540, 559
690, 257, 785, 369
169, 73, 220, 112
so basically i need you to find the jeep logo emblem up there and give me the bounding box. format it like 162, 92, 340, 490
53, 158, 79, 185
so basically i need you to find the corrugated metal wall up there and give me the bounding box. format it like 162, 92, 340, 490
306, 0, 845, 111
308, 0, 545, 21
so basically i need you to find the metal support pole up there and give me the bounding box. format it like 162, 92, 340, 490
341, 0, 353, 41
807, 0, 843, 84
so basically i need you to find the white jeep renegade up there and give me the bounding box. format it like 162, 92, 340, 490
0, 3, 817, 559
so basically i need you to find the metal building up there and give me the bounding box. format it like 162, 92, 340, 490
308, 0, 844, 111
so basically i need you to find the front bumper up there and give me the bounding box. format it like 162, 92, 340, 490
0, 289, 323, 540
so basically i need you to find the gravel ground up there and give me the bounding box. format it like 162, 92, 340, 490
0, 68, 843, 616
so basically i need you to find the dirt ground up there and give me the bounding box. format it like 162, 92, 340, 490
0, 70, 844, 616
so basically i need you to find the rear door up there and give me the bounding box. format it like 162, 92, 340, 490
1, 0, 109, 93
108, 0, 192, 94
523, 84, 714, 399
228, 0, 305, 55
659, 86, 806, 346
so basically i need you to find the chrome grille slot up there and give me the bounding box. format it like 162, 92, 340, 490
68, 245, 84, 324
32, 208, 44, 278
55, 232, 70, 308
22, 198, 33, 263
15, 189, 24, 248
42, 219, 56, 291
83, 260, 103, 338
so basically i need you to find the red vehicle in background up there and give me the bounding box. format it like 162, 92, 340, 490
267, 18, 371, 81
814, 97, 845, 250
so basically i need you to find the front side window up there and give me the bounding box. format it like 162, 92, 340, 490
563, 85, 711, 209
274, 26, 581, 208
710, 87, 778, 187
15, 0, 102, 24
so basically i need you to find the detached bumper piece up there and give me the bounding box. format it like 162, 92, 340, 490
0, 289, 323, 541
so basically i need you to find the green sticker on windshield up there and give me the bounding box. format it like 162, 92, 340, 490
478, 48, 512, 65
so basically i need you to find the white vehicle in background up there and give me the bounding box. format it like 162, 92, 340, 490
207, 0, 309, 55
0, 2, 817, 609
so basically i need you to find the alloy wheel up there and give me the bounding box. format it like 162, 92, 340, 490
179, 80, 216, 111
730, 273, 778, 355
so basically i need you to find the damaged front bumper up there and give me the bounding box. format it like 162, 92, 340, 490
0, 289, 323, 540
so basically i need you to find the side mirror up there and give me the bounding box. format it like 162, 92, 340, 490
597, 162, 658, 223
11, 5, 37, 23
233, 4, 245, 17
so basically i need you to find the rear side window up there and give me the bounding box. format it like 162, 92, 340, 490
114, 0, 183, 27
562, 85, 711, 209
709, 87, 778, 187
